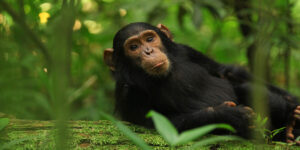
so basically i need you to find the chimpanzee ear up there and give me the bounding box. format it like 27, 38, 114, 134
103, 48, 115, 71
156, 24, 173, 41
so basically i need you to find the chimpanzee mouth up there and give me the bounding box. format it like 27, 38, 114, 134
152, 60, 166, 70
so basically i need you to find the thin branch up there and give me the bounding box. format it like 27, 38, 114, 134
18, 0, 25, 18
284, 0, 293, 89
0, 1, 51, 65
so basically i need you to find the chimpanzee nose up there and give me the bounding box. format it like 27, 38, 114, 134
144, 48, 153, 55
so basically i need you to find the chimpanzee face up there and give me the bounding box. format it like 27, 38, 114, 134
122, 30, 170, 76
104, 23, 173, 76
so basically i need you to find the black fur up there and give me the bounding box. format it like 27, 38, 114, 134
111, 22, 299, 139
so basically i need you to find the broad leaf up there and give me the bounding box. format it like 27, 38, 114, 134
0, 118, 9, 131
191, 135, 242, 148
174, 124, 235, 145
146, 110, 178, 145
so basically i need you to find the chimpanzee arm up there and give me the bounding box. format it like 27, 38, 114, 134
182, 45, 223, 77
234, 83, 299, 126
184, 45, 298, 103
216, 64, 298, 102
219, 65, 299, 106
114, 82, 153, 127
181, 45, 252, 82
169, 105, 253, 138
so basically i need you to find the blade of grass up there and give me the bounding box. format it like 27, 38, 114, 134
175, 124, 235, 145
190, 135, 243, 149
0, 118, 9, 131
99, 112, 152, 150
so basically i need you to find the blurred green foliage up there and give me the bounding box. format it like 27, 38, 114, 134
0, 0, 299, 120
147, 110, 240, 147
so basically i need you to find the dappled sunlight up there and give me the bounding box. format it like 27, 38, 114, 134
39, 12, 50, 24
83, 20, 102, 34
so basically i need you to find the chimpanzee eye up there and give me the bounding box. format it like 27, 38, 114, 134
130, 45, 138, 51
146, 37, 154, 42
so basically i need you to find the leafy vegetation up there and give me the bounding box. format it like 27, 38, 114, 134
0, 0, 300, 149
254, 115, 287, 144
147, 110, 241, 148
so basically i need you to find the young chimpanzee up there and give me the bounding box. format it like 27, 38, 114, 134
103, 22, 300, 144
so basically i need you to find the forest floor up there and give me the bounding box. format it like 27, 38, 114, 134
0, 115, 299, 150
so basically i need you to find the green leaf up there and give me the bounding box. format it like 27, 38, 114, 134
114, 121, 152, 150
192, 5, 202, 28
295, 136, 300, 141
261, 117, 268, 125
174, 124, 235, 145
99, 112, 151, 150
0, 118, 9, 131
147, 111, 237, 146
257, 115, 262, 122
146, 110, 178, 145
271, 127, 285, 137
191, 135, 242, 148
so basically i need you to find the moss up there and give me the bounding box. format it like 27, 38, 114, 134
1, 119, 300, 149
0, 119, 161, 149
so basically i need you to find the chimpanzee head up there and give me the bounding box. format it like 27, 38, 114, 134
104, 22, 174, 76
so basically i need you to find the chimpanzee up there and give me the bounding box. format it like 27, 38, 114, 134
103, 22, 300, 144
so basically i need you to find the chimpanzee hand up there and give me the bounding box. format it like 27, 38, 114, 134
220, 101, 255, 118
217, 65, 251, 84
227, 105, 255, 138
221, 101, 237, 107
286, 106, 300, 145
219, 101, 256, 131
210, 102, 255, 138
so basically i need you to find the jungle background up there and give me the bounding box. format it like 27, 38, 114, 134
0, 0, 300, 123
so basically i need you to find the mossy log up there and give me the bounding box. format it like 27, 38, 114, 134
0, 117, 299, 150
0, 118, 169, 149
